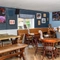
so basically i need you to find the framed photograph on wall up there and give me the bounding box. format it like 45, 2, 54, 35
42, 18, 46, 23
38, 20, 41, 25
36, 13, 41, 19
43, 13, 46, 17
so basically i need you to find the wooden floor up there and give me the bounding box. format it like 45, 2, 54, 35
6, 46, 60, 60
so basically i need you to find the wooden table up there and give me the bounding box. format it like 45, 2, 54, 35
39, 38, 60, 43
0, 43, 27, 60
0, 35, 20, 40
40, 38, 60, 60
0, 35, 20, 46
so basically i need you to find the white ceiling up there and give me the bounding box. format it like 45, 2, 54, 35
0, 0, 60, 12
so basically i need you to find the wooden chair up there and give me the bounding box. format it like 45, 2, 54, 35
34, 32, 43, 55
34, 38, 43, 55
18, 33, 25, 43
55, 44, 60, 56
24, 34, 34, 46
48, 28, 56, 38
42, 39, 57, 60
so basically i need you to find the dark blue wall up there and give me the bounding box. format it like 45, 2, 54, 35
0, 7, 17, 30
20, 9, 49, 28
0, 7, 49, 30
6, 8, 17, 29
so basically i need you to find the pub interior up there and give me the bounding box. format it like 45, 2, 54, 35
0, 0, 60, 60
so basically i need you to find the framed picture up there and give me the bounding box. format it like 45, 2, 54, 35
52, 12, 60, 21
0, 8, 6, 23
9, 20, 15, 25
38, 20, 41, 25
36, 13, 41, 19
42, 18, 46, 23
43, 13, 46, 17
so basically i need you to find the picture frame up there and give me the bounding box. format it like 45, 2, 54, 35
43, 13, 46, 17
52, 12, 60, 21
36, 13, 41, 19
9, 20, 15, 25
38, 20, 41, 25
42, 18, 46, 23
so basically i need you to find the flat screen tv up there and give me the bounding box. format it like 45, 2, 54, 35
52, 12, 60, 21
0, 8, 6, 23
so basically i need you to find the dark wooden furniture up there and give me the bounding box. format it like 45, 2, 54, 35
34, 33, 43, 55
34, 38, 43, 55
48, 28, 56, 38
18, 33, 25, 43
42, 38, 59, 60
25, 34, 34, 46
17, 28, 48, 36
0, 44, 27, 60
0, 34, 20, 46
56, 45, 60, 56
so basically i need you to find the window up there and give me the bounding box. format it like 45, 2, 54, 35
17, 14, 35, 29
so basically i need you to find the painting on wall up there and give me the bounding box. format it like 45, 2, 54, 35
36, 13, 41, 19
0, 8, 6, 23
52, 12, 60, 21
42, 18, 46, 23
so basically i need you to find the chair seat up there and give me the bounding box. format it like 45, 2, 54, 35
56, 45, 60, 49
38, 43, 43, 47
44, 34, 49, 38
45, 46, 55, 50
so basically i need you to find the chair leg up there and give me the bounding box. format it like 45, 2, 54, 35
52, 52, 54, 60
32, 40, 35, 47
42, 50, 45, 60
35, 46, 38, 55
54, 49, 58, 58
1, 42, 3, 47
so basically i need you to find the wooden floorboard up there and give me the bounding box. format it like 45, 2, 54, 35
6, 46, 60, 60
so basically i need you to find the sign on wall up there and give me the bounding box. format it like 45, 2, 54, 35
9, 20, 15, 25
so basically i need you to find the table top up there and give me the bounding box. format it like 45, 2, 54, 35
0, 43, 27, 54
39, 38, 60, 43
0, 34, 20, 41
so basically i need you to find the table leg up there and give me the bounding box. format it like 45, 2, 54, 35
11, 38, 18, 44
20, 48, 25, 60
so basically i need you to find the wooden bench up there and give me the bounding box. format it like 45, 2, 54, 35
0, 44, 27, 60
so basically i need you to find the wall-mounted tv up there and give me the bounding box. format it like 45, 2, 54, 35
52, 12, 60, 21
0, 8, 6, 23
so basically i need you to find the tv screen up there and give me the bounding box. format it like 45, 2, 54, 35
52, 12, 60, 21
0, 8, 6, 23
